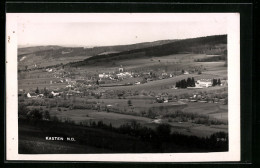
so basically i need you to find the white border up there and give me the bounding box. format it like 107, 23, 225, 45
6, 13, 240, 162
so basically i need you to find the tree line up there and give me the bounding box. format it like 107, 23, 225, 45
175, 77, 195, 88
212, 78, 221, 86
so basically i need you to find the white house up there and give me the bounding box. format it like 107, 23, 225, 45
116, 72, 132, 78
184, 71, 189, 75
27, 93, 31, 98
99, 73, 110, 79
51, 91, 60, 97
46, 68, 52, 72
27, 92, 37, 98
196, 79, 212, 88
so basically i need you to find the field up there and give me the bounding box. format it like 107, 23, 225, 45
23, 97, 227, 138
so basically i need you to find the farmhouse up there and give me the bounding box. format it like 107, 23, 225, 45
119, 65, 124, 72
27, 92, 37, 98
46, 68, 52, 72
221, 80, 228, 86
51, 91, 60, 97
184, 71, 189, 75
98, 73, 112, 79
156, 93, 170, 103
196, 79, 212, 88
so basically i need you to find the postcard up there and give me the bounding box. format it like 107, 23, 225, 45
6, 13, 240, 162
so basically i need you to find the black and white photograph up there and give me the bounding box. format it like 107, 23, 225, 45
6, 13, 240, 162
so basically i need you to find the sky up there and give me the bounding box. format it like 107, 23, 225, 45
16, 13, 228, 47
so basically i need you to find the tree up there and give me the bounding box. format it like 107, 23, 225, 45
156, 124, 171, 141
35, 87, 39, 94
175, 81, 180, 88
147, 109, 157, 119
18, 103, 29, 118
180, 79, 187, 88
191, 77, 195, 87
29, 109, 43, 120
43, 87, 49, 97
44, 110, 50, 120
187, 78, 192, 87
127, 100, 132, 106
212, 79, 218, 86
217, 79, 221, 85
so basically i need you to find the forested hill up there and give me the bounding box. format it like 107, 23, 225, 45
83, 39, 178, 56
70, 35, 227, 66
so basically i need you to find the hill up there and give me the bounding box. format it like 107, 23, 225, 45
70, 35, 227, 67
85, 39, 178, 56
18, 39, 178, 70
18, 45, 63, 55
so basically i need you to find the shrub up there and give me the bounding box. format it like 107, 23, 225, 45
18, 103, 29, 118
51, 115, 61, 123
43, 110, 51, 120
64, 117, 75, 125
156, 124, 171, 141
28, 109, 43, 120
147, 109, 157, 119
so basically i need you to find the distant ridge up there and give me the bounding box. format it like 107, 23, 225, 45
18, 45, 63, 55
18, 39, 178, 57
69, 35, 227, 67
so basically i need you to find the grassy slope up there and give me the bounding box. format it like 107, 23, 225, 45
19, 119, 207, 154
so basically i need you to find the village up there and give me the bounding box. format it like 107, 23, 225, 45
19, 64, 228, 107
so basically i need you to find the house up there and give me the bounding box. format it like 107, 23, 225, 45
26, 93, 31, 98
38, 94, 44, 97
46, 68, 52, 72
196, 79, 212, 88
221, 80, 228, 86
27, 92, 37, 98
116, 72, 132, 78
119, 65, 124, 72
152, 119, 162, 124
162, 72, 168, 76
99, 73, 110, 79
156, 94, 169, 103
51, 91, 60, 97
66, 85, 72, 88
184, 71, 189, 75
18, 89, 25, 97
